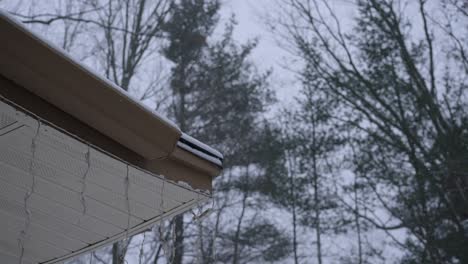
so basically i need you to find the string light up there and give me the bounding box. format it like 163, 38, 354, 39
124, 164, 131, 239
80, 145, 91, 218
18, 120, 41, 264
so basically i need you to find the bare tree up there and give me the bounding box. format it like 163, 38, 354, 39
273, 0, 468, 262
11, 0, 173, 110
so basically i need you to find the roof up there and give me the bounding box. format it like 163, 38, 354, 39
0, 10, 222, 263
0, 10, 222, 188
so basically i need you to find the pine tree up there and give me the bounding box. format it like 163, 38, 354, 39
162, 2, 286, 263
161, 1, 220, 263
185, 22, 287, 264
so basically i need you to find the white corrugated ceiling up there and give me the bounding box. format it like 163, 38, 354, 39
0, 99, 209, 263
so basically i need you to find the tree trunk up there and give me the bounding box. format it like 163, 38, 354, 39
112, 243, 120, 264
286, 150, 299, 264
354, 176, 363, 264
112, 240, 129, 264
232, 167, 249, 264
173, 215, 185, 264
313, 169, 323, 264
311, 116, 323, 264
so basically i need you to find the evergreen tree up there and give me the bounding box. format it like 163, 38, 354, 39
187, 23, 288, 264
161, 1, 220, 263
162, 2, 286, 263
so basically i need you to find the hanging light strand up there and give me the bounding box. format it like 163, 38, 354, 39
18, 120, 41, 264
80, 145, 91, 216
124, 164, 131, 239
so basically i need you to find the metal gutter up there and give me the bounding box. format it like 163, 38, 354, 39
0, 10, 224, 169
177, 134, 223, 168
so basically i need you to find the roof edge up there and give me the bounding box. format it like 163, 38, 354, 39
0, 10, 181, 159
0, 9, 224, 171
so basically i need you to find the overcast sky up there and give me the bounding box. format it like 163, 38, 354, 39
219, 0, 301, 105
217, 0, 358, 107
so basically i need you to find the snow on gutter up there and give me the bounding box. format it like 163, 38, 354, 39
178, 134, 223, 168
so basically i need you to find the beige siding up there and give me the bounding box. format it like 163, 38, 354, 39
0, 101, 209, 263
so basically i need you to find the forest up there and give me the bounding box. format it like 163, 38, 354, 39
1, 0, 467, 263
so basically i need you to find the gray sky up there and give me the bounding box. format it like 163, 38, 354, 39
217, 0, 358, 106
219, 0, 301, 105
